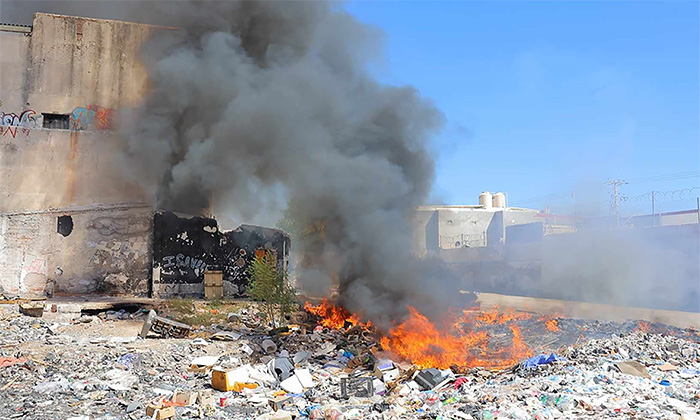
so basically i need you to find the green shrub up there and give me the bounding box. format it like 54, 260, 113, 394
248, 253, 296, 328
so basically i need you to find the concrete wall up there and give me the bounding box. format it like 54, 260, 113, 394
506, 222, 544, 244
0, 128, 148, 212
26, 13, 156, 117
0, 30, 31, 115
0, 128, 151, 296
413, 206, 541, 253
411, 209, 438, 256
631, 210, 700, 228
661, 211, 699, 226
541, 225, 700, 312
1, 14, 160, 130
504, 208, 540, 228
0, 13, 162, 297
0, 205, 152, 297
437, 208, 494, 248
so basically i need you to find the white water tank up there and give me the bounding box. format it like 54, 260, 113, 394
493, 192, 506, 208
479, 191, 493, 208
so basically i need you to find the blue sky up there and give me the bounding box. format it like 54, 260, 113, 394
345, 1, 700, 216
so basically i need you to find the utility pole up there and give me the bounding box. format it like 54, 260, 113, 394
571, 192, 576, 230
606, 179, 628, 226
651, 190, 655, 227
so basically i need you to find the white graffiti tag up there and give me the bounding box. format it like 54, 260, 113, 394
162, 253, 207, 276
1, 110, 39, 127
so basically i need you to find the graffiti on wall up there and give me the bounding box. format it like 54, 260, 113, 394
24, 257, 47, 275
152, 212, 290, 298
0, 126, 31, 139
161, 253, 208, 277
1, 109, 39, 128
20, 256, 48, 295
71, 105, 117, 131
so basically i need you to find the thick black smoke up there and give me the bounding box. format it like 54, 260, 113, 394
3, 0, 471, 328
125, 1, 471, 327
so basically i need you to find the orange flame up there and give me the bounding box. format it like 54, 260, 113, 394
636, 321, 652, 333
305, 300, 545, 370
304, 298, 367, 329
545, 318, 559, 332
380, 307, 531, 370
474, 307, 532, 324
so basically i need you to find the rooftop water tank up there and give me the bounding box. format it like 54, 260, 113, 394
479, 191, 493, 208
493, 192, 506, 208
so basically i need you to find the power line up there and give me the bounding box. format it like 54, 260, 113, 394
514, 170, 699, 205
627, 170, 700, 184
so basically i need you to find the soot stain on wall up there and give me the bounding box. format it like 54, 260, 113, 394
152, 211, 290, 297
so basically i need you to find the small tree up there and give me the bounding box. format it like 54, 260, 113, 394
248, 252, 297, 329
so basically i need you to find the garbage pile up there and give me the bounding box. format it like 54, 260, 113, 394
0, 304, 698, 420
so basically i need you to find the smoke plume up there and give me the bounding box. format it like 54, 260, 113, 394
1, 0, 470, 327
116, 1, 465, 327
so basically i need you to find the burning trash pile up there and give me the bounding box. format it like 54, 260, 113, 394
0, 301, 699, 420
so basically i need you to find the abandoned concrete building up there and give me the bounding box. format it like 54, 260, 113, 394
0, 13, 289, 299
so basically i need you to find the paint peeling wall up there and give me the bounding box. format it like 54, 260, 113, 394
0, 206, 152, 297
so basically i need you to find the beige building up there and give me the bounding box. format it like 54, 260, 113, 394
411, 191, 542, 255
0, 13, 162, 296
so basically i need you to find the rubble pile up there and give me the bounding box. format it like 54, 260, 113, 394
0, 304, 698, 420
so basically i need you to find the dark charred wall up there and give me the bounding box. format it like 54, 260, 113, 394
152, 211, 290, 298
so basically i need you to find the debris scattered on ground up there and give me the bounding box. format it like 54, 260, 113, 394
0, 302, 698, 419
140, 310, 192, 339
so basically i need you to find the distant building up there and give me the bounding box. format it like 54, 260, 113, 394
413, 192, 699, 313
628, 208, 700, 228
412, 191, 576, 255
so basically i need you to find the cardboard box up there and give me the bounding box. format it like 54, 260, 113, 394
146, 403, 175, 419
198, 391, 216, 406
172, 390, 197, 406
268, 395, 292, 412
374, 359, 399, 382
212, 367, 234, 391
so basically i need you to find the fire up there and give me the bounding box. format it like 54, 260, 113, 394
636, 321, 652, 333
474, 306, 532, 324
545, 318, 559, 332
304, 298, 367, 329
380, 307, 531, 370
304, 300, 547, 370
537, 313, 562, 332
